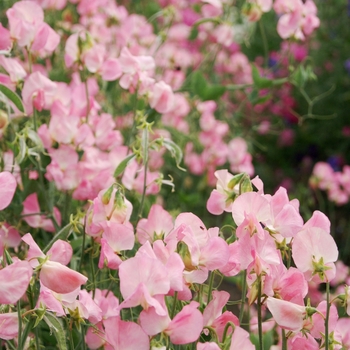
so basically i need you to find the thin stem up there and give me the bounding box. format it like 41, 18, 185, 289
90, 239, 96, 298
325, 282, 330, 350
259, 20, 269, 68
239, 270, 247, 323
84, 79, 90, 119
137, 157, 148, 219
282, 329, 287, 350
257, 276, 264, 350
17, 300, 23, 350
170, 292, 178, 319
79, 221, 87, 273
207, 271, 215, 304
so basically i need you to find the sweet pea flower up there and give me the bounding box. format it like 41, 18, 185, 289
206, 169, 240, 215
140, 300, 203, 344
118, 249, 170, 315
22, 71, 57, 115
22, 233, 88, 294
292, 226, 338, 282
0, 23, 12, 53
22, 192, 61, 232
6, 1, 59, 53
136, 204, 174, 244
149, 81, 175, 114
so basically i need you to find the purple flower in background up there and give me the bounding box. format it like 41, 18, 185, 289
344, 59, 350, 75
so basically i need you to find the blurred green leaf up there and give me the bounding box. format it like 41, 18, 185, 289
0, 83, 25, 113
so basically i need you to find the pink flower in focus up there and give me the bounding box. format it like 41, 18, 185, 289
292, 227, 338, 282
136, 204, 174, 244
22, 233, 88, 294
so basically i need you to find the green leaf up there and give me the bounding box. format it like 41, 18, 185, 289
0, 84, 25, 113
162, 138, 186, 171
113, 153, 136, 178
43, 312, 67, 350
203, 84, 226, 101
192, 71, 208, 98
252, 64, 273, 89
16, 135, 27, 164
191, 71, 226, 100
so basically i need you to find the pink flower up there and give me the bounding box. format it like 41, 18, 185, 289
6, 1, 59, 53
149, 81, 175, 114
292, 227, 338, 282
104, 316, 150, 350
0, 23, 12, 53
22, 233, 88, 294
0, 313, 18, 340
229, 326, 255, 350
0, 171, 16, 210
206, 170, 238, 215
136, 204, 174, 244
22, 192, 61, 232
118, 254, 170, 315
22, 71, 57, 115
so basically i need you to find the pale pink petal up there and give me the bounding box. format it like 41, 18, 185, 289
166, 301, 203, 344
47, 239, 73, 265
0, 260, 32, 304
0, 171, 17, 210
40, 260, 88, 294
0, 313, 18, 340
267, 297, 305, 332
104, 316, 150, 350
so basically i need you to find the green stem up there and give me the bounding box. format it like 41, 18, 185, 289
257, 276, 264, 350
17, 300, 23, 350
90, 240, 96, 298
137, 155, 148, 219
325, 282, 330, 350
259, 20, 269, 68
207, 271, 215, 304
282, 329, 287, 350
84, 79, 90, 119
239, 270, 247, 323
79, 222, 87, 274
170, 292, 178, 319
